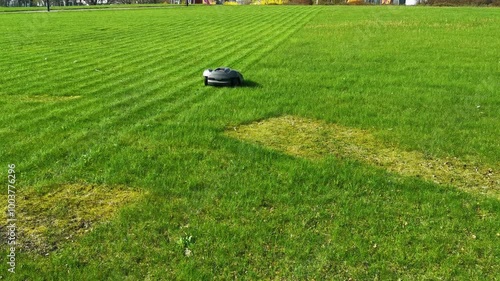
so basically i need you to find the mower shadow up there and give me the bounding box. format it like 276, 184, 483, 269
205, 80, 262, 88
240, 80, 262, 88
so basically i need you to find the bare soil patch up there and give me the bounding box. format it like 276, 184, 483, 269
226, 115, 499, 198
2, 184, 142, 255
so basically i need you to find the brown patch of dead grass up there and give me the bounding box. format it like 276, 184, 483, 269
226, 116, 499, 198
1, 184, 142, 255
21, 95, 81, 103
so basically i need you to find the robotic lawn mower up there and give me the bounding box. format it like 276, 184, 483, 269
203, 67, 243, 87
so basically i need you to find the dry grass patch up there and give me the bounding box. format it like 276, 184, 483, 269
226, 116, 499, 198
1, 183, 142, 255
20, 95, 81, 103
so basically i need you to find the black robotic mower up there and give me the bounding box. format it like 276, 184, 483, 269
203, 67, 243, 87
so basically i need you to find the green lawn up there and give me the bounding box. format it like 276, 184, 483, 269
0, 5, 499, 280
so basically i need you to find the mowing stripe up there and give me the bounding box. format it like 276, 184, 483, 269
1, 7, 312, 121
1, 7, 321, 176
2, 7, 316, 121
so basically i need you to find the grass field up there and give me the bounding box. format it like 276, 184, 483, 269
1, 5, 499, 280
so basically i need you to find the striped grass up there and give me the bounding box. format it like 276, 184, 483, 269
0, 6, 499, 280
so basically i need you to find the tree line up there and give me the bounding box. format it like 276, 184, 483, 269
1, 0, 165, 6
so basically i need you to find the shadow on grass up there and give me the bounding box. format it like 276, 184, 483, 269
241, 80, 262, 88
205, 80, 262, 89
